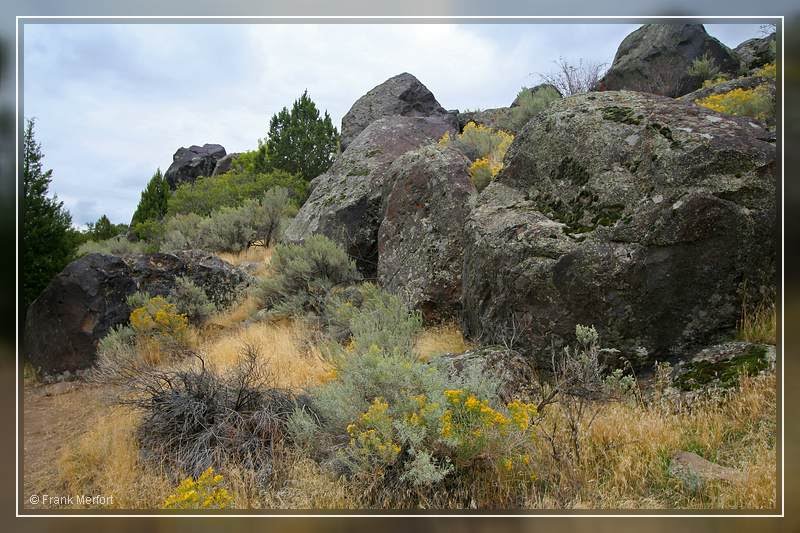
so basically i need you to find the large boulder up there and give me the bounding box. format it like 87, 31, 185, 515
377, 145, 475, 319
600, 24, 740, 97
436, 346, 536, 402
24, 254, 137, 375
24, 251, 251, 374
164, 143, 226, 189
283, 115, 456, 276
734, 32, 776, 73
461, 91, 775, 366
340, 73, 455, 149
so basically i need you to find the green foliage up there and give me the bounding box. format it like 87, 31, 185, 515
125, 290, 152, 310
249, 187, 296, 247
22, 118, 75, 310
130, 219, 165, 244
167, 169, 307, 218
232, 146, 270, 174
162, 467, 233, 510
86, 215, 127, 241
131, 168, 169, 228
257, 235, 362, 317
76, 235, 150, 257
264, 91, 340, 181
169, 276, 216, 324
510, 85, 561, 130
687, 53, 721, 81
203, 204, 254, 254
441, 122, 514, 192
129, 295, 190, 346
696, 85, 774, 124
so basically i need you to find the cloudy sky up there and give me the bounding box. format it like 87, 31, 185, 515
23, 22, 764, 227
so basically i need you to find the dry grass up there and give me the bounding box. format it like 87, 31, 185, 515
738, 299, 777, 344
217, 246, 273, 278
526, 372, 776, 510
57, 407, 172, 509
207, 293, 261, 329
414, 321, 472, 361
202, 320, 332, 391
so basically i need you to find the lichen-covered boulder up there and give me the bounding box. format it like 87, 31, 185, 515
457, 107, 514, 133
461, 91, 776, 366
24, 251, 251, 374
125, 250, 251, 309
734, 32, 776, 72
340, 72, 455, 149
673, 341, 775, 391
436, 346, 536, 402
378, 145, 475, 319
600, 24, 740, 97
164, 143, 226, 189
24, 254, 137, 374
283, 115, 456, 276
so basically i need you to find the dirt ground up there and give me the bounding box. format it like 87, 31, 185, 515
22, 380, 108, 510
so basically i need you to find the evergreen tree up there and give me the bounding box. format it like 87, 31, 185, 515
264, 91, 339, 181
87, 214, 125, 241
22, 118, 74, 309
130, 168, 169, 229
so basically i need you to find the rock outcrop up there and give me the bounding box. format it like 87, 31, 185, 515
164, 144, 226, 189
461, 91, 775, 365
735, 32, 776, 73
673, 341, 775, 391
24, 251, 251, 374
457, 108, 514, 133
600, 24, 740, 97
211, 152, 240, 176
377, 145, 475, 319
283, 115, 456, 276
340, 73, 456, 150
668, 451, 744, 491
436, 346, 536, 403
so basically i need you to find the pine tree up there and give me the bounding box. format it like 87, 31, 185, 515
22, 118, 74, 309
264, 91, 339, 181
131, 168, 169, 228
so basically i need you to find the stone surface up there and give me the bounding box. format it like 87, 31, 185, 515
734, 33, 776, 72
457, 108, 514, 133
436, 346, 536, 402
673, 341, 775, 391
164, 143, 226, 189
340, 73, 455, 150
678, 75, 773, 105
378, 145, 475, 319
283, 115, 456, 276
600, 24, 740, 97
211, 152, 240, 176
24, 251, 251, 374
668, 451, 744, 491
461, 91, 776, 366
24, 254, 137, 374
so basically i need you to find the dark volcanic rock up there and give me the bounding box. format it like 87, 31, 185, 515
461, 91, 776, 366
734, 33, 776, 72
283, 115, 456, 276
340, 73, 455, 150
378, 145, 475, 319
24, 254, 137, 374
600, 24, 740, 97
436, 346, 536, 402
126, 250, 250, 309
24, 251, 251, 374
211, 152, 240, 176
164, 143, 226, 189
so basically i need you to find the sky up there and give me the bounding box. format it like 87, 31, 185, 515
22, 22, 765, 227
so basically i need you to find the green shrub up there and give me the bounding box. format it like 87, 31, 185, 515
696, 85, 774, 123
167, 169, 307, 218
129, 295, 191, 352
203, 204, 254, 254
257, 235, 361, 317
77, 235, 149, 257
301, 284, 540, 507
248, 187, 296, 247
510, 85, 561, 130
125, 290, 152, 310
93, 324, 138, 381
160, 213, 207, 252
169, 276, 216, 324
687, 53, 721, 81
130, 218, 165, 243
441, 122, 513, 192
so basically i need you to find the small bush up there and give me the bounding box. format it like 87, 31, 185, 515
687, 52, 720, 81
696, 85, 774, 123
93, 324, 138, 380
130, 296, 189, 342
204, 204, 254, 254
248, 187, 296, 247
701, 75, 731, 88
441, 122, 513, 192
755, 62, 776, 79
170, 276, 216, 324
77, 235, 148, 257
538, 57, 607, 96
125, 291, 152, 310
162, 467, 233, 510
124, 345, 296, 483
510, 85, 561, 130
257, 235, 361, 317
161, 213, 207, 252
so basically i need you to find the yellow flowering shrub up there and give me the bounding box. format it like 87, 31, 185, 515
130, 295, 189, 343
347, 397, 402, 465
755, 62, 776, 79
696, 85, 774, 123
161, 467, 233, 510
440, 121, 514, 191
701, 75, 730, 88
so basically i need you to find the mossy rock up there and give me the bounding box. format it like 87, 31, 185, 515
674, 342, 773, 391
